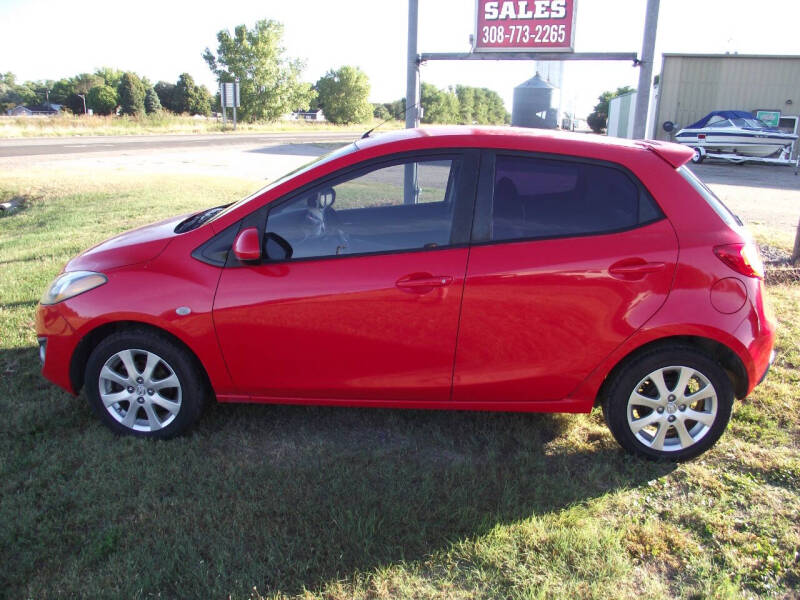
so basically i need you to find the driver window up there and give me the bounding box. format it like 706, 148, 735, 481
265, 158, 460, 261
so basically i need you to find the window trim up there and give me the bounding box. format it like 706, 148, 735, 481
247, 149, 480, 266
470, 149, 665, 246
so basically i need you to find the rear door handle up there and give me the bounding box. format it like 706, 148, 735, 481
609, 261, 666, 280
396, 274, 453, 293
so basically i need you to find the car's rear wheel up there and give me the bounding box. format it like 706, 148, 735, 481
603, 346, 733, 461
85, 330, 206, 438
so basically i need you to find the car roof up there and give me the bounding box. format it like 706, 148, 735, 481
354, 126, 693, 168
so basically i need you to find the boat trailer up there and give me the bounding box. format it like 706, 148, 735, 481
688, 145, 800, 175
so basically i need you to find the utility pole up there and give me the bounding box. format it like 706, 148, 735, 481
404, 0, 420, 204
632, 0, 660, 139
77, 94, 87, 115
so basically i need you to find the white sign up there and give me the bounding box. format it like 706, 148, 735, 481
220, 82, 240, 108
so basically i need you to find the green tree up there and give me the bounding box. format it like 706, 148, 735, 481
420, 82, 459, 124
0, 74, 37, 112
174, 73, 211, 116
484, 88, 510, 124
174, 73, 194, 113
373, 104, 391, 120
144, 86, 161, 114
95, 67, 124, 90
456, 85, 475, 124
50, 79, 82, 114
203, 19, 314, 122
49, 78, 75, 105
154, 81, 177, 112
24, 80, 56, 105
86, 84, 118, 115
587, 86, 635, 133
72, 73, 103, 95
314, 66, 372, 125
118, 72, 146, 116
385, 99, 405, 119
473, 88, 489, 124
194, 85, 213, 116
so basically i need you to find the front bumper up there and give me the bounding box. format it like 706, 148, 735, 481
35, 303, 79, 394
37, 337, 47, 365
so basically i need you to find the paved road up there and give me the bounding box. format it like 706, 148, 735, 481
0, 131, 361, 158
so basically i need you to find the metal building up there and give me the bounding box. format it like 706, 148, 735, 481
654, 54, 800, 141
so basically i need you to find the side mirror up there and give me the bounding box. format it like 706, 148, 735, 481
264, 232, 293, 261
232, 227, 262, 262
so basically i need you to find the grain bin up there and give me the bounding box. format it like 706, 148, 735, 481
512, 73, 558, 129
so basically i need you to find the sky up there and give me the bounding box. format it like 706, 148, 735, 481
1, 0, 800, 118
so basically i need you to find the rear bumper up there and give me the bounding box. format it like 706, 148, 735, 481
758, 349, 776, 386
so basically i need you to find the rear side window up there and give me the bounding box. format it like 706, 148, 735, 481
490, 155, 661, 242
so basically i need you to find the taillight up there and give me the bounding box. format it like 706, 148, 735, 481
713, 243, 765, 279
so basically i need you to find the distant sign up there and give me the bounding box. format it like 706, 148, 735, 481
756, 110, 780, 127
220, 82, 240, 108
473, 0, 576, 52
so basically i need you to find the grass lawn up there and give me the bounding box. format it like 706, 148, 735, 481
0, 114, 404, 139
1, 170, 798, 599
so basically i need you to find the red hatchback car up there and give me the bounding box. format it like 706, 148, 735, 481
36, 127, 775, 460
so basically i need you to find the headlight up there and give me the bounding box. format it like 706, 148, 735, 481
40, 271, 107, 305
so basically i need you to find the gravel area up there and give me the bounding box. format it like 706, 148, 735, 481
689, 162, 800, 238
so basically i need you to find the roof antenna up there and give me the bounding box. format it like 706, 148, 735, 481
361, 102, 420, 139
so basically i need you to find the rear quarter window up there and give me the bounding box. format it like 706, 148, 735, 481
678, 166, 742, 228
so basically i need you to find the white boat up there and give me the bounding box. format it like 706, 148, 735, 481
675, 110, 797, 159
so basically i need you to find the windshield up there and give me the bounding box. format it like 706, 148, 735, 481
208, 142, 358, 223
732, 118, 771, 129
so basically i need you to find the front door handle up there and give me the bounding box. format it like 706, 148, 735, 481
609, 260, 666, 280
396, 274, 453, 293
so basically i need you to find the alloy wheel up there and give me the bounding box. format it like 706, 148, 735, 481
626, 365, 718, 452
98, 348, 182, 432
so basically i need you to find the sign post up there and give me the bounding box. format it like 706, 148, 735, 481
406, 1, 655, 138
404, 0, 420, 204
220, 81, 241, 131
632, 0, 660, 139
233, 77, 240, 130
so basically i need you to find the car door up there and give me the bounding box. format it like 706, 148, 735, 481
452, 151, 679, 404
213, 150, 478, 402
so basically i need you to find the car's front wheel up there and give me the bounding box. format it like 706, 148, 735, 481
85, 330, 206, 438
603, 346, 733, 461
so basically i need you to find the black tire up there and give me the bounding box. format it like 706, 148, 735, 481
602, 345, 733, 461
85, 329, 207, 438
691, 148, 705, 164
